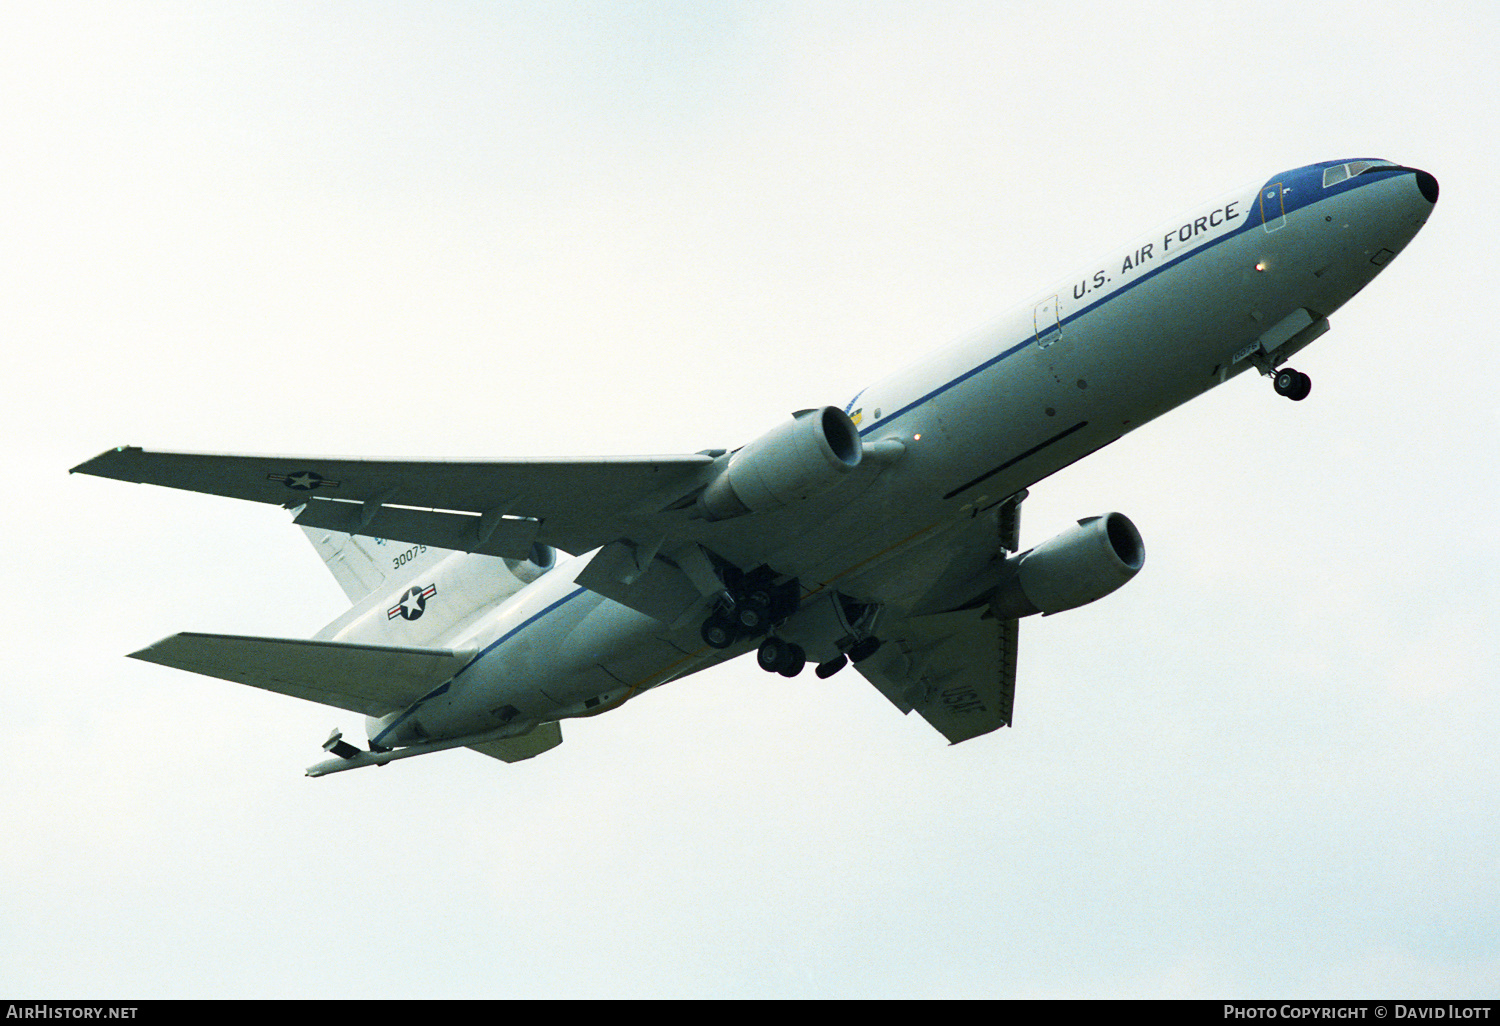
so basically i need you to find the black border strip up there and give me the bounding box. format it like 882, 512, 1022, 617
942, 421, 1089, 501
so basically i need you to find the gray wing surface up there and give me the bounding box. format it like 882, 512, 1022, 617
70, 446, 715, 558
129, 632, 470, 717
72, 444, 904, 630
856, 609, 1019, 744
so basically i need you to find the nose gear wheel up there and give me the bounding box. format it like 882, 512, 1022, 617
1273, 367, 1311, 401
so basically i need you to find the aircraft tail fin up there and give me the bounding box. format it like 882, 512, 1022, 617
298, 524, 453, 604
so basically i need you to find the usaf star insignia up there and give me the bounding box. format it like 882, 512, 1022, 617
388, 584, 437, 621
267, 470, 340, 491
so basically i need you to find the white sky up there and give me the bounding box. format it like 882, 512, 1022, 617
4, 0, 1497, 999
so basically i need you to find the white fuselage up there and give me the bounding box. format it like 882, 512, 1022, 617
341, 161, 1436, 751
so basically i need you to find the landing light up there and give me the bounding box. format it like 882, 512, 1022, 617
1255, 261, 1267, 272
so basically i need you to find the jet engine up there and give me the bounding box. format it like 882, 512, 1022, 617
989, 513, 1145, 618
699, 406, 863, 520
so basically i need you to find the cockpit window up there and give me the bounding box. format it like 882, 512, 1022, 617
1323, 160, 1395, 187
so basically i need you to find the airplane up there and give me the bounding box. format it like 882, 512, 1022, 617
71, 158, 1438, 777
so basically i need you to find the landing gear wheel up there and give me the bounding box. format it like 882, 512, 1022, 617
701, 616, 738, 650
756, 637, 806, 676
846, 637, 882, 663
736, 591, 771, 631
756, 636, 788, 672
777, 645, 806, 678
1273, 368, 1311, 401
815, 654, 848, 679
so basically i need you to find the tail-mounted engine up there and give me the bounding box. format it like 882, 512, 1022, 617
698, 406, 863, 520
989, 512, 1145, 618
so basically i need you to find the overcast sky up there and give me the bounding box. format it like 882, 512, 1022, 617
4, 0, 1497, 999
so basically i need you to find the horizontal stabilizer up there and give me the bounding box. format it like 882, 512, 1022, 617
468, 722, 563, 763
130, 632, 471, 716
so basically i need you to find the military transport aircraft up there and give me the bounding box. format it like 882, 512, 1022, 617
72, 159, 1438, 777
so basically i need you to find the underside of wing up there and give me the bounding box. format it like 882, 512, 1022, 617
855, 610, 1019, 744
71, 446, 716, 558
69, 440, 908, 633
129, 632, 470, 717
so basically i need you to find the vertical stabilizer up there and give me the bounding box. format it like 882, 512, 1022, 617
299, 525, 453, 604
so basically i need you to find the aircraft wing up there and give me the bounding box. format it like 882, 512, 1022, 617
129, 632, 471, 717
70, 446, 715, 559
855, 609, 1019, 744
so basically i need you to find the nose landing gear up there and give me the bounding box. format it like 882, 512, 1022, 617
1273, 367, 1312, 401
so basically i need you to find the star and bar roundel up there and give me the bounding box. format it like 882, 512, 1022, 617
267, 469, 340, 491
388, 584, 437, 621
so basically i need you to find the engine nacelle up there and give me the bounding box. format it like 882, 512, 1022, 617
699, 406, 863, 520
989, 513, 1145, 618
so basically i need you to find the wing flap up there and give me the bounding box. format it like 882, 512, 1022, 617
129, 632, 470, 717
292, 497, 541, 561
855, 610, 1018, 744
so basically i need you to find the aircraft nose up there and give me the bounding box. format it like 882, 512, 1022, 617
1406, 166, 1439, 204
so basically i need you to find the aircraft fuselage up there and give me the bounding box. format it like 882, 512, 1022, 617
346, 160, 1437, 760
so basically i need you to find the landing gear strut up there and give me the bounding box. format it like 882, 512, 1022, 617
1272, 367, 1311, 401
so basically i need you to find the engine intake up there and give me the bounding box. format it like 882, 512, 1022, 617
699, 406, 863, 520
989, 512, 1145, 618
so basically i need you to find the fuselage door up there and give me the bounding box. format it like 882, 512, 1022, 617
1260, 182, 1287, 232
1034, 295, 1062, 348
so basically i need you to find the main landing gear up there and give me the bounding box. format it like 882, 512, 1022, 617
756, 637, 877, 679
697, 565, 881, 680
1273, 367, 1312, 402
699, 568, 799, 651
756, 636, 806, 677
703, 597, 814, 678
